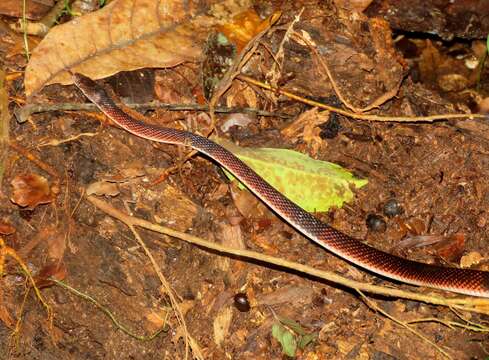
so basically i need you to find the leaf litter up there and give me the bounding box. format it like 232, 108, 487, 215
1, 0, 489, 359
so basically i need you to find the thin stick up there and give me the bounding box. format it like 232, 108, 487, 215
52, 279, 168, 341
238, 74, 487, 123
86, 195, 489, 315
15, 102, 290, 124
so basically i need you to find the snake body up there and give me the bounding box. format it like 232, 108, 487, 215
73, 73, 489, 298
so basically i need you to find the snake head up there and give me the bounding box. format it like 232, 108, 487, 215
72, 73, 107, 105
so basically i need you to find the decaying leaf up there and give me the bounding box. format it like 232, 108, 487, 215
10, 173, 52, 209
213, 306, 233, 348
25, 0, 219, 96
86, 180, 120, 197
0, 220, 15, 235
35, 262, 67, 288
0, 0, 52, 20
215, 138, 368, 212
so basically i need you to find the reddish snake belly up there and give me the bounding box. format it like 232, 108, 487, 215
73, 73, 489, 298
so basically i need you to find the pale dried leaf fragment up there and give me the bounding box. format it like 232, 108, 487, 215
25, 0, 217, 96
86, 180, 120, 197
213, 306, 233, 348
10, 173, 52, 209
460, 251, 483, 268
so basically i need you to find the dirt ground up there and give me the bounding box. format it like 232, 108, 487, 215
0, 0, 489, 359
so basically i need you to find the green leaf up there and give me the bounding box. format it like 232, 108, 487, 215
278, 316, 307, 336
298, 333, 317, 349
215, 138, 367, 212
487, 34, 489, 55
272, 323, 297, 357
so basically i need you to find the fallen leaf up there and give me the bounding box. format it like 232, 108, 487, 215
145, 309, 170, 332
281, 108, 328, 156
229, 183, 271, 220
460, 251, 483, 268
272, 323, 297, 357
434, 233, 465, 262
25, 0, 221, 96
215, 138, 368, 212
333, 0, 373, 12
86, 180, 120, 197
256, 285, 314, 307
0, 220, 15, 235
0, 0, 52, 20
10, 173, 52, 209
213, 306, 233, 348
34, 262, 67, 288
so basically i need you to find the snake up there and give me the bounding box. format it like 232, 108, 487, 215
73, 73, 489, 298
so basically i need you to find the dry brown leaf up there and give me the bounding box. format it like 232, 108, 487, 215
35, 262, 67, 288
333, 0, 373, 12
145, 309, 169, 332
86, 180, 120, 197
0, 0, 52, 20
434, 233, 465, 262
10, 173, 52, 209
255, 285, 314, 307
24, 0, 220, 96
0, 220, 15, 235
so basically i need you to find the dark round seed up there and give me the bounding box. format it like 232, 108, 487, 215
366, 214, 387, 232
383, 199, 403, 217
234, 293, 251, 312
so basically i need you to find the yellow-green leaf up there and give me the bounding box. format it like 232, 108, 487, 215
215, 138, 367, 212
272, 323, 297, 357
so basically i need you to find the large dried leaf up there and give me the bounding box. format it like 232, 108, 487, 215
24, 0, 219, 96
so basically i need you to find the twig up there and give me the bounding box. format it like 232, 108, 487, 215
52, 279, 169, 341
406, 317, 489, 332
238, 74, 487, 122
15, 102, 291, 124
38, 132, 99, 147
9, 141, 60, 181
86, 195, 489, 315
266, 9, 303, 87
0, 69, 9, 184
208, 12, 282, 132
295, 31, 403, 113
0, 238, 52, 324
85, 195, 203, 359
126, 224, 202, 360
21, 0, 30, 60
